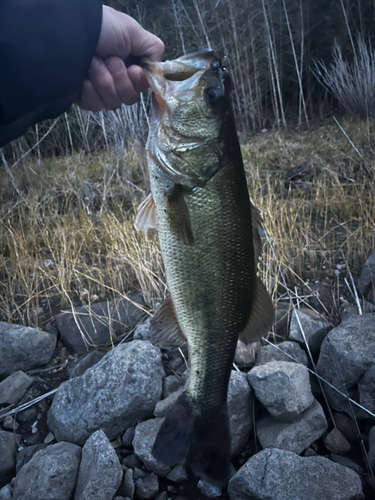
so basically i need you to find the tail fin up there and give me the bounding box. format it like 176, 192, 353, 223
152, 391, 230, 486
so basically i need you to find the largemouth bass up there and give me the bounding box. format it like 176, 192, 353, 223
135, 50, 273, 486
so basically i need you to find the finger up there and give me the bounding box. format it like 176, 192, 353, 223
75, 79, 105, 112
127, 65, 149, 93
106, 57, 140, 105
126, 16, 164, 62
88, 56, 122, 110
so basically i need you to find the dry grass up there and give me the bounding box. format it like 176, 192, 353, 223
1, 117, 375, 327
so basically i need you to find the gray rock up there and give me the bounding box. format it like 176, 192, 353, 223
289, 308, 330, 355
2, 416, 18, 431
56, 293, 145, 354
358, 365, 375, 414
16, 444, 49, 473
15, 407, 37, 423
133, 467, 147, 479
234, 341, 259, 368
228, 448, 364, 500
333, 412, 358, 443
133, 418, 171, 476
135, 473, 159, 500
74, 430, 123, 500
0, 485, 12, 500
197, 480, 222, 498
304, 281, 336, 315
0, 371, 34, 405
256, 399, 328, 455
154, 494, 167, 500
122, 454, 141, 469
228, 371, 253, 457
0, 431, 17, 476
357, 251, 375, 296
0, 323, 56, 378
316, 314, 375, 417
13, 442, 81, 500
255, 341, 308, 367
162, 375, 183, 399
47, 340, 164, 445
341, 301, 375, 321
43, 432, 55, 445
122, 427, 136, 448
369, 426, 375, 473
329, 454, 363, 474
166, 465, 188, 483
324, 428, 351, 454
118, 468, 135, 499
69, 351, 104, 378
154, 388, 184, 418
248, 361, 314, 421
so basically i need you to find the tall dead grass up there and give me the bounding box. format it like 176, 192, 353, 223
1, 118, 374, 327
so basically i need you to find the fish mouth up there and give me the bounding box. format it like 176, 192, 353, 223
141, 50, 218, 118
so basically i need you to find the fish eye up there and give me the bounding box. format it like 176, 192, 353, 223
205, 87, 221, 106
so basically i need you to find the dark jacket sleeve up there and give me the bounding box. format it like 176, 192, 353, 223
0, 0, 102, 147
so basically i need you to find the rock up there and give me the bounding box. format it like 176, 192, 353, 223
154, 493, 167, 500
47, 340, 164, 445
316, 314, 375, 417
166, 465, 188, 483
358, 365, 375, 414
122, 427, 136, 448
228, 371, 253, 457
69, 351, 104, 378
16, 444, 48, 473
329, 454, 363, 474
256, 399, 328, 455
0, 371, 34, 405
333, 412, 358, 443
369, 426, 375, 473
274, 305, 291, 339
197, 479, 222, 498
135, 473, 159, 500
43, 432, 55, 445
0, 431, 17, 476
255, 341, 308, 367
154, 388, 184, 418
15, 407, 37, 423
357, 251, 375, 296
289, 308, 331, 355
324, 428, 351, 454
133, 418, 171, 476
228, 448, 364, 500
122, 454, 141, 469
133, 467, 146, 479
13, 442, 81, 500
74, 430, 122, 500
303, 281, 336, 315
0, 323, 56, 378
118, 468, 135, 499
248, 361, 314, 421
341, 301, 375, 321
0, 485, 12, 500
234, 340, 259, 368
56, 293, 145, 354
162, 375, 183, 399
2, 416, 18, 431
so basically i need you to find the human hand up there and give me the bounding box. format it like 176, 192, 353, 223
75, 6, 164, 111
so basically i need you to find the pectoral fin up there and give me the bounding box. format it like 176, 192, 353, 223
149, 295, 186, 348
167, 184, 194, 245
134, 193, 158, 234
239, 277, 274, 344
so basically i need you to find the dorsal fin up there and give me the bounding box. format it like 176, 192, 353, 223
134, 193, 158, 234
239, 277, 274, 344
149, 295, 187, 348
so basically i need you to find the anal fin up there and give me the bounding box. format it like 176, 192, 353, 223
239, 277, 274, 344
149, 295, 186, 348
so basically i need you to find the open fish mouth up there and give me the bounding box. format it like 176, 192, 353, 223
140, 50, 219, 117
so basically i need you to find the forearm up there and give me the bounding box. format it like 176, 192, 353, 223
0, 0, 102, 147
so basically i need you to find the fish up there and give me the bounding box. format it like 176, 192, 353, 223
135, 50, 273, 486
